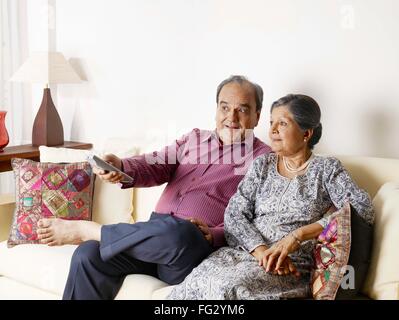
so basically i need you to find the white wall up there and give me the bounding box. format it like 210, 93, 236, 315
27, 0, 59, 129
53, 0, 399, 157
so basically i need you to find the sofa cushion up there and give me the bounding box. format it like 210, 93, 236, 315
115, 274, 170, 300
8, 159, 94, 247
40, 145, 137, 225
0, 240, 76, 295
362, 182, 399, 299
152, 285, 175, 299
0, 240, 174, 299
0, 277, 60, 300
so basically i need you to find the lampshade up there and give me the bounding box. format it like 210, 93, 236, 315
8, 51, 82, 147
9, 51, 82, 84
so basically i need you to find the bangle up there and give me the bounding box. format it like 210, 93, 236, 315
291, 231, 302, 246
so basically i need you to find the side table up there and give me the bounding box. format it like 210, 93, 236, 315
0, 141, 93, 173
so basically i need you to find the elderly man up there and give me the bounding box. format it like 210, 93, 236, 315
37, 75, 271, 300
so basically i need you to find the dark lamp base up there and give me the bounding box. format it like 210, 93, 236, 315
32, 88, 64, 147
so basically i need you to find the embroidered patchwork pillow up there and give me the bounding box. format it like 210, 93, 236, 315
8, 158, 95, 248
311, 202, 351, 299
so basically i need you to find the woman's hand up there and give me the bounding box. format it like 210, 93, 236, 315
270, 256, 300, 277
251, 244, 300, 277
260, 232, 301, 275
251, 245, 268, 261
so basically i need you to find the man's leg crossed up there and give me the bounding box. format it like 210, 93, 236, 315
64, 213, 213, 299
63, 240, 157, 300
100, 212, 214, 284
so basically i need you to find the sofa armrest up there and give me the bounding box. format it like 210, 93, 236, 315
0, 194, 15, 242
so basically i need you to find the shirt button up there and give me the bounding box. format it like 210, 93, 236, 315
192, 177, 196, 182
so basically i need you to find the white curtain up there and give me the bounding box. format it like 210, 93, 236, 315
0, 0, 28, 194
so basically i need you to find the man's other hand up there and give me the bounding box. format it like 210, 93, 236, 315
188, 217, 213, 245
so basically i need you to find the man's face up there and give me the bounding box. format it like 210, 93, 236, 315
215, 82, 260, 144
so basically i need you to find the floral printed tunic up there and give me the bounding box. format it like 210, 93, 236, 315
167, 153, 374, 300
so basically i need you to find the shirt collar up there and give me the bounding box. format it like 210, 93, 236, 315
200, 130, 214, 144
200, 129, 256, 148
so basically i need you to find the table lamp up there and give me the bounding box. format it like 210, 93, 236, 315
9, 51, 82, 146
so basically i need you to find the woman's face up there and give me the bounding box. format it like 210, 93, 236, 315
269, 105, 309, 156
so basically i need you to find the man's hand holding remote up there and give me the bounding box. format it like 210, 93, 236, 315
92, 154, 124, 184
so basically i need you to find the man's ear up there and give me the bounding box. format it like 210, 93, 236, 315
255, 112, 261, 126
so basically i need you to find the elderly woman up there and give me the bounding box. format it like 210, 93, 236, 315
167, 94, 374, 300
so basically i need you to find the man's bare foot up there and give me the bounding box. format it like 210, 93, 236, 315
37, 218, 102, 246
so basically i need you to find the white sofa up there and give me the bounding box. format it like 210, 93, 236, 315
0, 151, 399, 300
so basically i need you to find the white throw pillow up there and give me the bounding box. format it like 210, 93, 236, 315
362, 182, 399, 299
132, 138, 166, 222
39, 143, 138, 225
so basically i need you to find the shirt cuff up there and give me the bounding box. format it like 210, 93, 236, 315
121, 158, 135, 175
119, 158, 136, 189
118, 181, 134, 189
209, 226, 226, 248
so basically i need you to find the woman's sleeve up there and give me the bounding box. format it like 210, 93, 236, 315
321, 157, 375, 226
224, 155, 268, 252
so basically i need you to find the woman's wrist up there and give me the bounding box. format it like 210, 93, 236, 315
291, 230, 302, 246
251, 245, 268, 259
252, 245, 268, 253
296, 228, 306, 241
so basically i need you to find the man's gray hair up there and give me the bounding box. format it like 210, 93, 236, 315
216, 75, 264, 112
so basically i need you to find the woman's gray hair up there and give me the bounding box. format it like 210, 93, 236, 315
216, 75, 264, 112
270, 94, 322, 150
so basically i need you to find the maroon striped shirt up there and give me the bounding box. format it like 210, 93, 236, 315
121, 128, 271, 247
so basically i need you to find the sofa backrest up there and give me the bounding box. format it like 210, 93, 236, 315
335, 155, 399, 198
133, 185, 165, 222
132, 155, 399, 222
